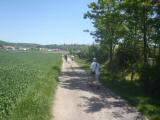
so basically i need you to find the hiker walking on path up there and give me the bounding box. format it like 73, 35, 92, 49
64, 54, 68, 62
71, 55, 74, 61
90, 57, 100, 89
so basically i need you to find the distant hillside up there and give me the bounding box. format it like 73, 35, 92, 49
0, 40, 40, 48
0, 40, 12, 45
14, 43, 40, 48
0, 40, 89, 50
43, 44, 88, 50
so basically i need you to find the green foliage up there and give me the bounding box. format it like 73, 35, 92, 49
140, 63, 160, 96
77, 44, 108, 63
78, 46, 90, 59
115, 45, 140, 70
85, 0, 160, 95
75, 57, 90, 71
0, 51, 61, 120
100, 67, 160, 120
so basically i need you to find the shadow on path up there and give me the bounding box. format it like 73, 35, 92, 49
59, 63, 137, 119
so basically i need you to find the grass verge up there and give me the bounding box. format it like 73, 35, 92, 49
75, 57, 90, 70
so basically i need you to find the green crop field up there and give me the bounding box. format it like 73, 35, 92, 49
0, 50, 62, 120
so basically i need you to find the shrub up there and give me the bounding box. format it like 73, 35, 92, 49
115, 45, 140, 70
140, 64, 160, 96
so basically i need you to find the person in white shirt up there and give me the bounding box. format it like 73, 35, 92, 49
90, 58, 100, 89
71, 55, 74, 61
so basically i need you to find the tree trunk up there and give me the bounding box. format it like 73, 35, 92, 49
143, 5, 148, 67
153, 44, 156, 65
109, 38, 113, 62
131, 65, 134, 81
159, 44, 160, 56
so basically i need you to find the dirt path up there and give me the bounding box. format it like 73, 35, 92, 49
52, 59, 147, 120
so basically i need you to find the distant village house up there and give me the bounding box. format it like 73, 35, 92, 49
2, 45, 16, 50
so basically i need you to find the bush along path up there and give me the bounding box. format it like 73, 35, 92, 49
52, 58, 148, 120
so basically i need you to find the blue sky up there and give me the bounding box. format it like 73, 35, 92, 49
0, 0, 95, 45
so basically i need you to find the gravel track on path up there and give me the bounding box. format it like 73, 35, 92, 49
52, 59, 148, 120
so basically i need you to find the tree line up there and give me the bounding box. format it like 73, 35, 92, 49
78, 0, 160, 96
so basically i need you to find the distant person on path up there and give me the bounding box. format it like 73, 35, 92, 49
64, 54, 68, 62
90, 57, 100, 89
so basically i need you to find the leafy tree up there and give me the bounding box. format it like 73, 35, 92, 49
84, 0, 122, 62
84, 0, 160, 95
